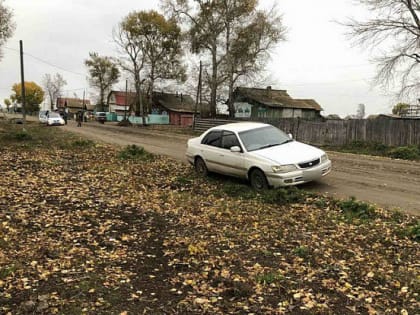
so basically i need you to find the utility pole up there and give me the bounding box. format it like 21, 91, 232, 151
19, 40, 27, 129
193, 60, 202, 130
124, 79, 128, 121
82, 90, 85, 122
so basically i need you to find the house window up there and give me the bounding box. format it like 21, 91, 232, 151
258, 107, 268, 118
293, 109, 302, 118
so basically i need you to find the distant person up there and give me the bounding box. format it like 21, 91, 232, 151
63, 106, 68, 125
77, 111, 82, 127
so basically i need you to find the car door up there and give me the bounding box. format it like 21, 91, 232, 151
200, 130, 223, 172
219, 131, 246, 177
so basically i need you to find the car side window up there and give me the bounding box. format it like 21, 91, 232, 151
202, 130, 222, 147
221, 131, 241, 150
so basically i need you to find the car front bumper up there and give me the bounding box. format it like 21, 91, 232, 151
266, 160, 332, 187
47, 120, 64, 126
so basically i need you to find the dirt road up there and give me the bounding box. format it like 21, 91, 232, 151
61, 120, 419, 216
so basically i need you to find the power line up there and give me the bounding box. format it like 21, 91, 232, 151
4, 46, 86, 77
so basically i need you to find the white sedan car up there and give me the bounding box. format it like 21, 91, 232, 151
186, 122, 332, 189
38, 110, 49, 124
46, 112, 65, 126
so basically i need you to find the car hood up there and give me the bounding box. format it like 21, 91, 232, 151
250, 141, 324, 165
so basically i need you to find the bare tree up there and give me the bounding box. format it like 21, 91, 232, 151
42, 73, 67, 110
85, 52, 120, 112
163, 0, 285, 117
113, 16, 147, 123
345, 0, 420, 99
0, 0, 15, 61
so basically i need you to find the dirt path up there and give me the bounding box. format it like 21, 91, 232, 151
61, 120, 419, 216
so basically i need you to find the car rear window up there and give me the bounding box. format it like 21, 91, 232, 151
202, 130, 222, 147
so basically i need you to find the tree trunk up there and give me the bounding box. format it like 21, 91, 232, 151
134, 70, 141, 117
228, 77, 235, 118
210, 44, 218, 117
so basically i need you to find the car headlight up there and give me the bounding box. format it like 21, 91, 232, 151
321, 153, 329, 163
272, 164, 297, 173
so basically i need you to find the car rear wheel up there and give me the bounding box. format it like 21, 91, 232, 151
194, 157, 208, 176
250, 169, 268, 191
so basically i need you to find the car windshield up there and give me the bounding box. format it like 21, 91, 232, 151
49, 112, 61, 118
239, 125, 292, 152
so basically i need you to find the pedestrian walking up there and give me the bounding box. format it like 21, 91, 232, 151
77, 111, 82, 127
63, 106, 68, 125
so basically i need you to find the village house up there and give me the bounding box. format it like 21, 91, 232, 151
107, 90, 198, 126
56, 97, 94, 118
232, 86, 323, 120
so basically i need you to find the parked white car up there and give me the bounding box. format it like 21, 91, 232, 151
46, 112, 65, 126
38, 110, 49, 124
186, 122, 332, 189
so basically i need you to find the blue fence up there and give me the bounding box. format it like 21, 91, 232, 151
114, 114, 169, 125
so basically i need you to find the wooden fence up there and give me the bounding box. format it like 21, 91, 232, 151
194, 117, 420, 147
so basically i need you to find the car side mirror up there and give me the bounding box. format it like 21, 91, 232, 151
288, 133, 293, 139
230, 146, 241, 153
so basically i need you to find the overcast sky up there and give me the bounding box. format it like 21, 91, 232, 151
0, 0, 395, 116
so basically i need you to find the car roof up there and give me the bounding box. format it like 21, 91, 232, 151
208, 122, 270, 133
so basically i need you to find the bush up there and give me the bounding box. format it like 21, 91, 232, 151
293, 246, 310, 259
388, 146, 419, 160
343, 140, 389, 155
338, 197, 376, 221
255, 272, 284, 285
9, 130, 33, 141
259, 187, 309, 205
71, 139, 95, 148
118, 145, 153, 161
408, 223, 420, 242
221, 181, 257, 199
402, 222, 420, 242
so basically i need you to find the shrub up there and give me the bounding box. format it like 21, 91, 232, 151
342, 140, 389, 155
404, 222, 420, 242
118, 145, 154, 161
71, 139, 95, 148
255, 272, 284, 285
3, 130, 33, 141
388, 146, 419, 160
259, 187, 308, 205
338, 197, 376, 221
293, 246, 310, 259
221, 182, 257, 199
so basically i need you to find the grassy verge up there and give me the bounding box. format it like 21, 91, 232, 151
0, 120, 418, 314
325, 140, 420, 161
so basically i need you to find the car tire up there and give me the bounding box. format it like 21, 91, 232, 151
250, 168, 268, 191
194, 157, 208, 176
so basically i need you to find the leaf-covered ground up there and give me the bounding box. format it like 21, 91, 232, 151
0, 122, 419, 314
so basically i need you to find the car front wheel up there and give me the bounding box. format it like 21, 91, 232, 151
249, 168, 268, 190
194, 157, 208, 176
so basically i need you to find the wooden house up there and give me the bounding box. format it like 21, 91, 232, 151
108, 90, 198, 126
56, 97, 94, 116
232, 86, 323, 120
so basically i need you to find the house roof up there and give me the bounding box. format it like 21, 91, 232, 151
109, 91, 137, 106
109, 90, 197, 113
153, 92, 196, 113
234, 87, 322, 111
57, 97, 94, 111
